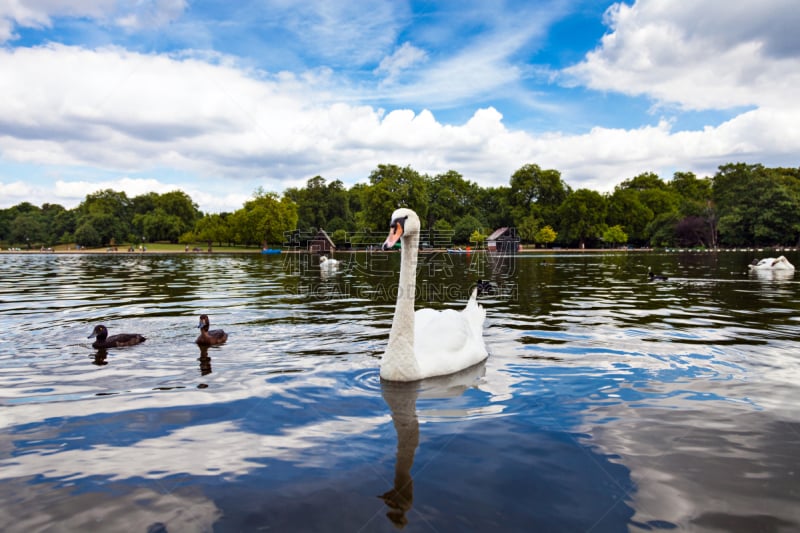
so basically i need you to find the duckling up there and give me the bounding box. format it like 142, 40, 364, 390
88, 324, 146, 349
196, 314, 228, 346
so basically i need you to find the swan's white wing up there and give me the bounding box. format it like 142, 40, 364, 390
415, 308, 470, 353
413, 292, 487, 378
751, 257, 796, 270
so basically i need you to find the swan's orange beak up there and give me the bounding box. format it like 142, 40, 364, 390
382, 217, 405, 250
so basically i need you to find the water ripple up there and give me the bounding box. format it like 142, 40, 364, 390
1, 251, 799, 531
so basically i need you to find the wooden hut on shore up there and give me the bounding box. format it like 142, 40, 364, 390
487, 227, 520, 253
308, 229, 336, 254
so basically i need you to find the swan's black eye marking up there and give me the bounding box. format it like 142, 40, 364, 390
390, 215, 409, 234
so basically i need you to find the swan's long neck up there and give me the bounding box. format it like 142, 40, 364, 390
382, 229, 421, 381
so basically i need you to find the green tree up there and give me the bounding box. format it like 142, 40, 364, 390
508, 163, 570, 228
230, 189, 298, 246
130, 191, 201, 242
473, 186, 513, 230
453, 215, 484, 244
606, 172, 680, 246
157, 191, 201, 227
517, 215, 539, 243
429, 218, 454, 248
133, 208, 185, 243
49, 206, 77, 244
285, 176, 352, 232
330, 229, 348, 245
1, 202, 38, 243
360, 164, 429, 230
194, 213, 232, 247
426, 170, 481, 228
670, 172, 712, 211
714, 163, 800, 246
606, 188, 651, 244
469, 229, 488, 247
669, 171, 716, 247
9, 213, 46, 248
618, 172, 667, 192
534, 225, 557, 248
131, 192, 158, 215
75, 189, 133, 246
602, 225, 628, 247
557, 189, 607, 248
74, 221, 101, 247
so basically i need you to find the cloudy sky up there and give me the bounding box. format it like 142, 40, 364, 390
1, 0, 798, 213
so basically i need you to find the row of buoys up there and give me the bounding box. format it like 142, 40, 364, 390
664, 248, 798, 253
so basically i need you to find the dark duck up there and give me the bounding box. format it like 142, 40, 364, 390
648, 268, 669, 281
477, 279, 495, 295
88, 324, 146, 349
196, 314, 228, 345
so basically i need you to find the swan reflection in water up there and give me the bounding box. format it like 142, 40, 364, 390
749, 268, 796, 281
379, 361, 486, 528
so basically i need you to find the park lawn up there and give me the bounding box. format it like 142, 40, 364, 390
42, 242, 264, 253
144, 242, 261, 253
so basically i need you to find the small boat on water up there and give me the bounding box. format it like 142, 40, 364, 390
261, 248, 281, 255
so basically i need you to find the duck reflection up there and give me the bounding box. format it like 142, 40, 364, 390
198, 346, 213, 376
379, 362, 486, 528
91, 348, 109, 366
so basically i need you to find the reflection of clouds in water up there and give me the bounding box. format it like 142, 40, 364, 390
581, 408, 800, 531
0, 416, 389, 482
0, 485, 221, 533
483, 318, 800, 531
3, 286, 797, 532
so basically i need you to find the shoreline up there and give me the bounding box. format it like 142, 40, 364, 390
0, 247, 639, 255
2, 247, 795, 255
0, 247, 705, 255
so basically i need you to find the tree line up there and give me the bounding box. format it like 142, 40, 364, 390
1, 162, 799, 249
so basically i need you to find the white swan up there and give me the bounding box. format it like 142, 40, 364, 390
748, 255, 795, 271
380, 208, 488, 382
319, 255, 340, 271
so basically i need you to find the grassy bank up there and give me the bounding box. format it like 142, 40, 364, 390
2, 242, 264, 253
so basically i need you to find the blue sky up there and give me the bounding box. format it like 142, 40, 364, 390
1, 0, 799, 213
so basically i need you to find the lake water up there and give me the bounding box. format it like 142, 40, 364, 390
1, 250, 798, 532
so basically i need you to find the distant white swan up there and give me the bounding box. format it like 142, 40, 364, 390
319, 255, 340, 271
748, 255, 795, 271
380, 208, 488, 382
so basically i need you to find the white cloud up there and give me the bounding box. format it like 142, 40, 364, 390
370, 4, 561, 109
382, 40, 523, 106
0, 179, 34, 200
0, 0, 186, 42
260, 0, 405, 66
563, 0, 800, 111
115, 0, 187, 30
376, 42, 428, 83
2, 28, 800, 214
